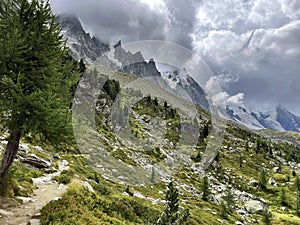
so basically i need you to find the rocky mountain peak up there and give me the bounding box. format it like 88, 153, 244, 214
56, 13, 84, 35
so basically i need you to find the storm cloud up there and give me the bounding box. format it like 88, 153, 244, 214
50, 0, 300, 114
50, 0, 197, 49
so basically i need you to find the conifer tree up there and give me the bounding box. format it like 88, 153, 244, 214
296, 176, 300, 191
157, 181, 189, 225
279, 186, 287, 206
262, 211, 272, 225
259, 169, 267, 190
0, 0, 79, 177
296, 191, 300, 217
224, 187, 235, 210
219, 201, 228, 219
201, 176, 210, 201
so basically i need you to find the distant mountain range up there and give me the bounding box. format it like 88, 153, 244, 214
226, 104, 300, 132
57, 13, 300, 133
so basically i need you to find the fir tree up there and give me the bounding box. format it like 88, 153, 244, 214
259, 169, 267, 190
157, 182, 189, 225
201, 176, 210, 201
295, 176, 300, 191
0, 0, 79, 177
296, 191, 300, 217
279, 186, 287, 206
224, 187, 235, 210
262, 211, 272, 225
219, 201, 228, 219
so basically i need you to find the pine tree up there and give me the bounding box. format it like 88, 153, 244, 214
296, 191, 300, 217
239, 154, 243, 168
279, 186, 287, 206
262, 211, 272, 225
295, 176, 300, 191
157, 182, 189, 225
201, 176, 210, 201
224, 187, 235, 210
0, 0, 79, 177
220, 201, 228, 219
259, 169, 267, 190
245, 141, 249, 152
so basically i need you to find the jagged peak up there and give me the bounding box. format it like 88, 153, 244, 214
114, 40, 122, 48
57, 13, 84, 33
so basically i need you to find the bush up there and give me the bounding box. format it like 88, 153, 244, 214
54, 169, 74, 184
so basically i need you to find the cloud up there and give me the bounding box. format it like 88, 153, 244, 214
50, 0, 199, 49
193, 0, 300, 114
50, 0, 300, 114
204, 76, 244, 107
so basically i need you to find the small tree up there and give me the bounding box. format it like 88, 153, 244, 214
224, 188, 235, 211
259, 169, 267, 190
201, 176, 210, 201
157, 182, 189, 225
279, 186, 287, 206
295, 176, 300, 191
245, 141, 249, 152
262, 211, 272, 225
219, 201, 228, 219
296, 191, 300, 217
239, 154, 243, 168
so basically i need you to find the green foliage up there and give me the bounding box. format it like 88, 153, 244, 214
262, 211, 272, 225
296, 191, 300, 217
279, 187, 287, 206
0, 162, 42, 197
41, 185, 160, 225
201, 176, 210, 201
54, 169, 74, 184
102, 79, 120, 101
259, 169, 267, 190
219, 201, 228, 219
224, 188, 235, 210
295, 176, 300, 191
0, 0, 79, 142
157, 181, 189, 225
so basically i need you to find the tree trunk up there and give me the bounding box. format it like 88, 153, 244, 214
0, 130, 21, 177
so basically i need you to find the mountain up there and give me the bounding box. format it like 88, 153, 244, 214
226, 104, 300, 132
57, 13, 209, 110
57, 14, 299, 132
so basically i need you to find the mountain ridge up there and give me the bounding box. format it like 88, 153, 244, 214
57, 13, 299, 133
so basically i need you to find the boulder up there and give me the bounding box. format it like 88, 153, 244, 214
268, 178, 278, 186
20, 153, 52, 169
245, 200, 269, 215
248, 178, 259, 187
272, 166, 281, 173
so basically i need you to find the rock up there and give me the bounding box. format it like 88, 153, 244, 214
235, 222, 244, 225
248, 178, 259, 187
272, 166, 281, 173
58, 160, 69, 171
0, 209, 14, 216
237, 209, 247, 216
16, 196, 35, 203
268, 178, 278, 186
245, 200, 269, 215
20, 153, 52, 169
80, 181, 95, 193
29, 219, 40, 225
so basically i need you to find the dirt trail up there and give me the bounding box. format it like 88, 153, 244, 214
0, 160, 69, 225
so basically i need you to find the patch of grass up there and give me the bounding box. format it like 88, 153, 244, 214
0, 162, 42, 197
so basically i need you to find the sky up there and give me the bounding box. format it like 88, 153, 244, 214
50, 0, 300, 115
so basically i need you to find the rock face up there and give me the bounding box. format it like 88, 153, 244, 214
226, 104, 300, 132
58, 14, 209, 111
56, 13, 109, 61
245, 200, 269, 215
